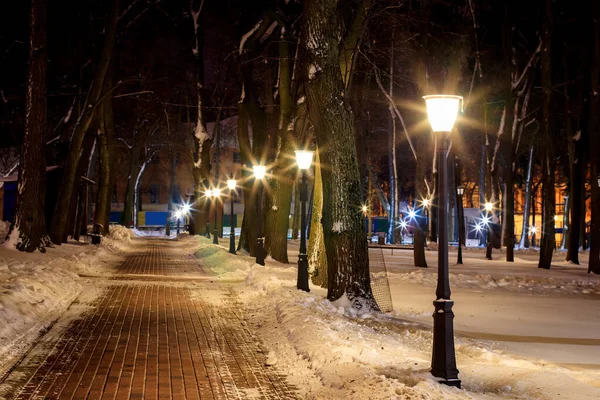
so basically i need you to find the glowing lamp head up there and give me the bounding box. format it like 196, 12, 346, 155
408, 209, 417, 220
423, 95, 462, 132
175, 210, 182, 219
212, 188, 221, 197
457, 186, 464, 196
253, 165, 266, 180
482, 216, 490, 225
227, 179, 236, 190
530, 226, 538, 234
362, 205, 368, 213
422, 198, 430, 207
295, 150, 314, 170
399, 220, 408, 230
181, 203, 191, 215
484, 202, 493, 212
205, 189, 213, 197
475, 223, 482, 233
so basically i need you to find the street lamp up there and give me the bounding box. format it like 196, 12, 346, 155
456, 186, 464, 265
227, 179, 237, 254
295, 150, 313, 292
205, 189, 213, 238
484, 201, 493, 260
423, 94, 462, 388
212, 188, 221, 244
253, 165, 266, 266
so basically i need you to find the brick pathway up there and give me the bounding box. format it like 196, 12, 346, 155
0, 239, 296, 399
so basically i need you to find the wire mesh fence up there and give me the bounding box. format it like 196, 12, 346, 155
368, 247, 394, 312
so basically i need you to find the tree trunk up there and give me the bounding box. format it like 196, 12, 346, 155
538, 0, 555, 269
50, 0, 119, 244
165, 154, 178, 236
309, 148, 328, 287
413, 137, 428, 267
95, 104, 111, 235
589, 0, 600, 274
122, 143, 140, 228
519, 145, 534, 248
13, 0, 52, 252
304, 0, 376, 308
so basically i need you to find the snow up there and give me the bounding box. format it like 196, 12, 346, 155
0, 225, 132, 378
239, 20, 262, 55
183, 237, 600, 399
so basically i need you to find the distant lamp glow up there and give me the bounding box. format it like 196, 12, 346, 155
457, 186, 464, 196
423, 95, 462, 132
408, 209, 417, 220
530, 226, 538, 235
484, 202, 493, 212
227, 179, 237, 190
212, 188, 221, 197
253, 165, 266, 179
181, 203, 191, 215
205, 189, 213, 197
474, 223, 483, 233
362, 205, 368, 213
554, 215, 559, 222
295, 150, 314, 170
399, 220, 408, 230
481, 216, 490, 226
422, 198, 430, 207
175, 210, 182, 219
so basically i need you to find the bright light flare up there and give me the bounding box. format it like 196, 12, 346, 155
295, 150, 314, 170
474, 223, 483, 233
227, 179, 236, 190
361, 205, 368, 213
423, 95, 462, 132
399, 220, 408, 230
213, 188, 221, 197
181, 203, 191, 215
205, 189, 213, 197
529, 226, 538, 235
253, 165, 266, 179
554, 215, 559, 221
407, 208, 417, 220
422, 198, 430, 207
484, 202, 493, 212
175, 210, 183, 219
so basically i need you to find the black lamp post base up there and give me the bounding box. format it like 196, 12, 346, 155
229, 234, 236, 254
431, 299, 460, 389
213, 229, 218, 244
297, 254, 309, 292
206, 223, 211, 239
256, 238, 265, 266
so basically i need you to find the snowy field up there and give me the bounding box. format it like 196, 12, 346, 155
191, 237, 600, 399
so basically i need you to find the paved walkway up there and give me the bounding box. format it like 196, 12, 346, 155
0, 239, 296, 399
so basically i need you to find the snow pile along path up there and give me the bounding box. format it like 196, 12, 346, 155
0, 225, 132, 378
188, 237, 600, 399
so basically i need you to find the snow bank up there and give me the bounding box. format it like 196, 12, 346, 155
0, 231, 130, 378
187, 236, 600, 399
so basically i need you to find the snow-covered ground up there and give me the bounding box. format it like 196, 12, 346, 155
0, 225, 133, 379
187, 237, 600, 399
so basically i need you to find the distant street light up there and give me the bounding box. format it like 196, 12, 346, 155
362, 204, 368, 213
253, 165, 266, 266
205, 189, 213, 238
423, 94, 462, 388
456, 186, 464, 265
484, 201, 493, 260
295, 150, 313, 292
227, 179, 237, 255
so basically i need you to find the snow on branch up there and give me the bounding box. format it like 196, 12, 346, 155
512, 40, 541, 92
239, 20, 263, 55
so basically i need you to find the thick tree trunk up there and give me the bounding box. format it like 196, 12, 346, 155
50, 0, 119, 244
304, 0, 376, 307
13, 0, 52, 252
95, 104, 111, 235
589, 0, 600, 274
309, 148, 328, 287
236, 103, 256, 254
538, 0, 555, 269
165, 155, 177, 236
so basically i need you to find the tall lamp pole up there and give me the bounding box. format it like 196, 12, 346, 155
253, 165, 266, 266
423, 94, 462, 388
212, 188, 221, 245
484, 202, 493, 260
457, 186, 464, 264
205, 189, 213, 238
227, 179, 237, 254
295, 150, 313, 292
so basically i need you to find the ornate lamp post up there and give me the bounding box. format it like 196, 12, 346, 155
204, 189, 213, 238
423, 94, 462, 388
212, 188, 221, 245
484, 201, 493, 260
253, 165, 266, 266
456, 186, 464, 264
295, 150, 313, 292
227, 179, 237, 254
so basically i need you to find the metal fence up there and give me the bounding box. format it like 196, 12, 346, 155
368, 247, 394, 313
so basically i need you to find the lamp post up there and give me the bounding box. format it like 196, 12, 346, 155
484, 201, 493, 260
212, 188, 221, 245
205, 189, 213, 238
457, 186, 464, 264
295, 150, 313, 292
423, 94, 462, 388
253, 165, 266, 266
227, 179, 237, 254
175, 210, 182, 236
422, 198, 430, 242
